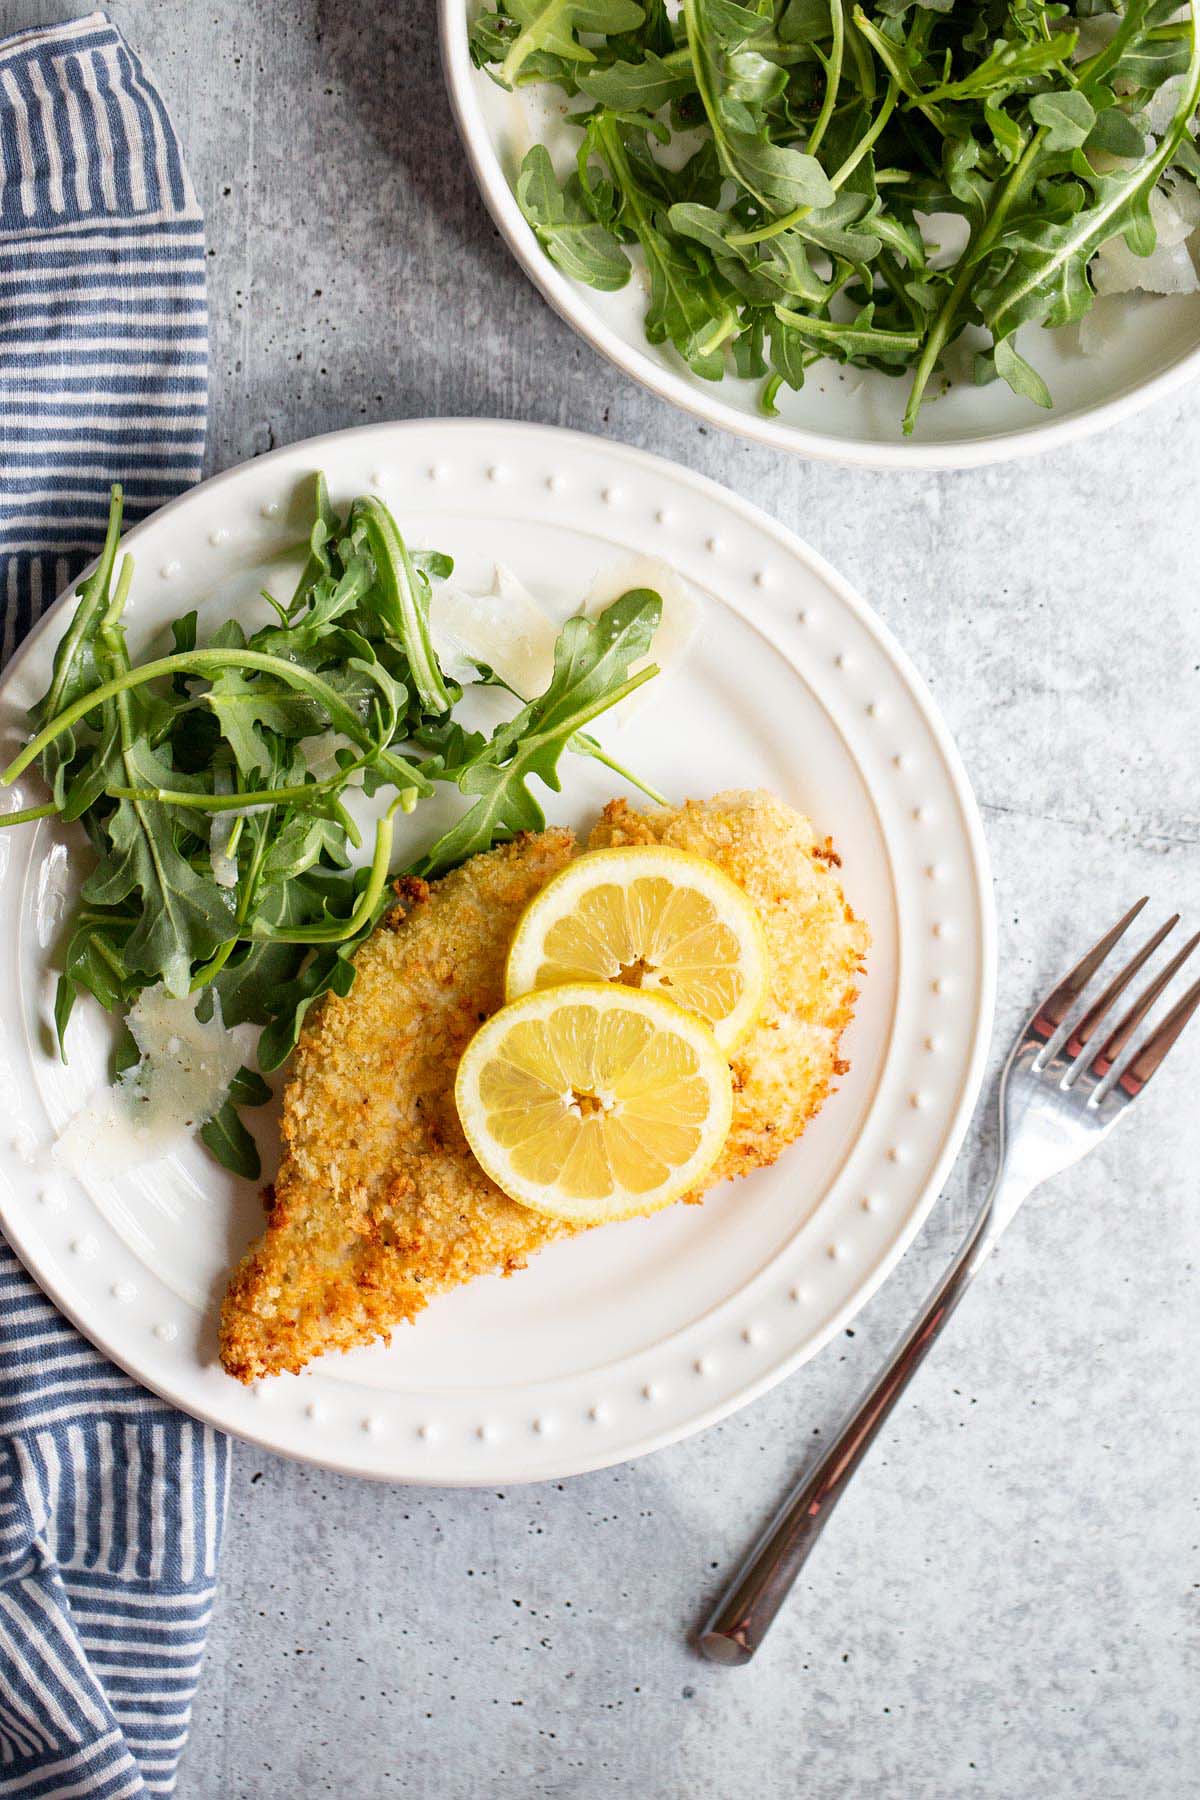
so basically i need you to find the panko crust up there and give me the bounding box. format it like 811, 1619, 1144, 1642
219, 828, 578, 1382
219, 792, 868, 1382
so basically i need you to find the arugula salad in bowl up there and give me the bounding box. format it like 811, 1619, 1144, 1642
445, 0, 1200, 462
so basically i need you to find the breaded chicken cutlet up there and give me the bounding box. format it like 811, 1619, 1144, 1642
219, 790, 868, 1381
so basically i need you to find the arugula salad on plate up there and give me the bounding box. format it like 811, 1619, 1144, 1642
469, 0, 1200, 431
0, 479, 672, 1180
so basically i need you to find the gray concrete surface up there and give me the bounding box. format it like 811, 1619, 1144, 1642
6, 2, 1199, 1795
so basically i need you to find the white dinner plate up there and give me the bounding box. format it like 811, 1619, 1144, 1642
440, 0, 1200, 469
0, 420, 994, 1483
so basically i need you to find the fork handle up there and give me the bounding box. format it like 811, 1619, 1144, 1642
699, 1198, 1001, 1665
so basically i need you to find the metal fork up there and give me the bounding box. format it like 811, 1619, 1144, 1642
699, 899, 1200, 1666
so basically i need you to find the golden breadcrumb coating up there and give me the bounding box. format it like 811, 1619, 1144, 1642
219, 791, 868, 1382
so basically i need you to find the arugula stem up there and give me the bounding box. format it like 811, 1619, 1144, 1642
694, 309, 740, 357
774, 305, 921, 355
262, 590, 291, 627
901, 124, 1047, 433
2, 648, 387, 787
101, 556, 134, 632
252, 798, 403, 945
1074, 0, 1153, 95
0, 800, 60, 828
40, 486, 124, 722
846, 8, 876, 103
108, 783, 314, 812
571, 733, 668, 805
351, 497, 452, 716
92, 935, 132, 980
191, 800, 275, 991
108, 766, 417, 814
189, 932, 238, 990
805, 0, 845, 161
851, 8, 947, 136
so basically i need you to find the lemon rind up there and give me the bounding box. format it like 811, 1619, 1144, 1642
455, 980, 733, 1224
504, 845, 769, 1051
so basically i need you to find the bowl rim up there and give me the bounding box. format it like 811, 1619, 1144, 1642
439, 0, 1200, 471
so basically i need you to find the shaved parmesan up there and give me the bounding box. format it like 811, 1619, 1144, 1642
1077, 293, 1131, 357
429, 564, 560, 697
1156, 177, 1200, 245
1147, 72, 1188, 133
209, 813, 240, 888
582, 555, 700, 714
1090, 184, 1200, 299
54, 988, 256, 1178
1092, 234, 1199, 297
298, 730, 361, 783
426, 556, 698, 719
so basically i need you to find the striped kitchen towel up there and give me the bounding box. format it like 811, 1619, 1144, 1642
0, 15, 228, 1798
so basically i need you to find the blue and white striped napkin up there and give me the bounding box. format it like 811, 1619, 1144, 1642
0, 15, 228, 1796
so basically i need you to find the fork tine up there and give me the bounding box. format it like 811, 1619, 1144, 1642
1030, 897, 1148, 1048
1111, 973, 1200, 1100
1065, 914, 1179, 1060
1088, 930, 1200, 1080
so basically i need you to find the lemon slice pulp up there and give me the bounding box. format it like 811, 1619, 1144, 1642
455, 982, 733, 1223
505, 846, 769, 1050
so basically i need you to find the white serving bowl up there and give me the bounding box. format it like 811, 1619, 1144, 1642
440, 0, 1200, 469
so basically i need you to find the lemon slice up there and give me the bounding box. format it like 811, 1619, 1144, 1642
455, 983, 733, 1223
505, 846, 769, 1050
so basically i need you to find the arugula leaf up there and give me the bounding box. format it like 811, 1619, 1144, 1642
346, 497, 452, 717
517, 145, 633, 288
34, 487, 125, 727
209, 871, 332, 1027
918, 32, 1078, 104
577, 48, 695, 108
200, 1064, 272, 1182
54, 902, 142, 1056
670, 201, 834, 300
256, 938, 360, 1072
991, 334, 1052, 407
202, 667, 334, 774
81, 798, 233, 995
1085, 103, 1149, 159
774, 299, 921, 361
420, 589, 662, 876
1029, 89, 1097, 152
499, 0, 646, 86
287, 472, 342, 616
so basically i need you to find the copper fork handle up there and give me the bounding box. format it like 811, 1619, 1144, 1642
698, 1201, 995, 1666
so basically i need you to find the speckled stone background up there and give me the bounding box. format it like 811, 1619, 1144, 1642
6, 2, 1199, 1795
